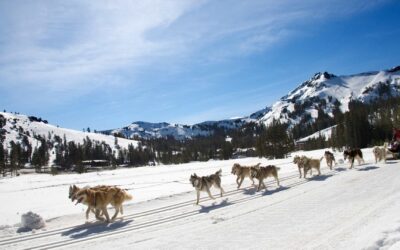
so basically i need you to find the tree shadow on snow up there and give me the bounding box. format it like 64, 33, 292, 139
61, 219, 133, 239
199, 199, 232, 214
357, 166, 379, 171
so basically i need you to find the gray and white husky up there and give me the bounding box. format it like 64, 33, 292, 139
190, 169, 224, 205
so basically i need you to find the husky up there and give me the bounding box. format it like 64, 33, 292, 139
249, 165, 280, 191
343, 148, 364, 169
69, 185, 111, 219
231, 163, 261, 189
293, 155, 306, 178
190, 169, 224, 205
69, 184, 113, 202
71, 185, 132, 222
373, 143, 387, 163
301, 156, 321, 178
320, 151, 336, 170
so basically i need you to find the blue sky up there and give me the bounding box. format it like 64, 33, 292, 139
1, 0, 399, 130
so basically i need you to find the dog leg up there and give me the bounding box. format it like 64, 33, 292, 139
275, 175, 280, 187
384, 151, 387, 163
86, 207, 90, 220
350, 158, 354, 169
111, 206, 120, 221
257, 180, 263, 191
298, 167, 302, 178
102, 208, 110, 223
196, 191, 200, 205
206, 188, 216, 200
95, 209, 105, 221
238, 177, 244, 189
120, 205, 124, 215
250, 177, 255, 186
236, 176, 240, 186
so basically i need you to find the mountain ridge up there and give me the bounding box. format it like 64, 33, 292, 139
102, 65, 400, 139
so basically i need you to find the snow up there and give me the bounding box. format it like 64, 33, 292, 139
259, 69, 400, 127
20, 212, 45, 231
1, 148, 400, 249
296, 125, 336, 143
0, 112, 139, 165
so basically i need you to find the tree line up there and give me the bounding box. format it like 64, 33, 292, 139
1, 96, 399, 176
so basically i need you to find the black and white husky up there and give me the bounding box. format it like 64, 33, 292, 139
190, 169, 224, 205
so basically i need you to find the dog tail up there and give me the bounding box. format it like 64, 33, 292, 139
123, 191, 133, 201
215, 169, 222, 176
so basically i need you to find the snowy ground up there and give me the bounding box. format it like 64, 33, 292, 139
1, 148, 400, 249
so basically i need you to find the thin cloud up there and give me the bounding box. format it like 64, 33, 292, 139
0, 0, 391, 106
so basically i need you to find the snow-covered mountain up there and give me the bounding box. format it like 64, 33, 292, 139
259, 66, 400, 126
102, 117, 261, 140
0, 112, 138, 152
2, 66, 399, 143
103, 66, 400, 139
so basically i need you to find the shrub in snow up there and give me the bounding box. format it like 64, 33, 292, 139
20, 212, 45, 230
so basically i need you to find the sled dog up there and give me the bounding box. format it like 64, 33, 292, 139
72, 185, 132, 222
231, 163, 261, 189
320, 151, 336, 170
249, 165, 280, 191
373, 143, 387, 163
300, 156, 321, 178
293, 155, 306, 178
190, 169, 224, 205
343, 148, 364, 169
69, 185, 113, 219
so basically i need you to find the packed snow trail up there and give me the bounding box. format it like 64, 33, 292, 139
74, 161, 400, 249
0, 168, 324, 249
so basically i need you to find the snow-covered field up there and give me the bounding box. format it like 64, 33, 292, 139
1, 148, 400, 249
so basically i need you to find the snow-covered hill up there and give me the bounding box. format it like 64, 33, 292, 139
0, 112, 138, 158
103, 66, 400, 140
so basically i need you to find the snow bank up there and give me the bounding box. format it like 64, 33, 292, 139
20, 212, 45, 231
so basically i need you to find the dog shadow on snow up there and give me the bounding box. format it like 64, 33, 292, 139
307, 174, 334, 181
261, 186, 290, 196
241, 185, 290, 196
357, 166, 379, 171
61, 219, 133, 239
199, 199, 233, 214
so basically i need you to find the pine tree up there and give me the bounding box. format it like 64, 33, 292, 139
0, 141, 4, 176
